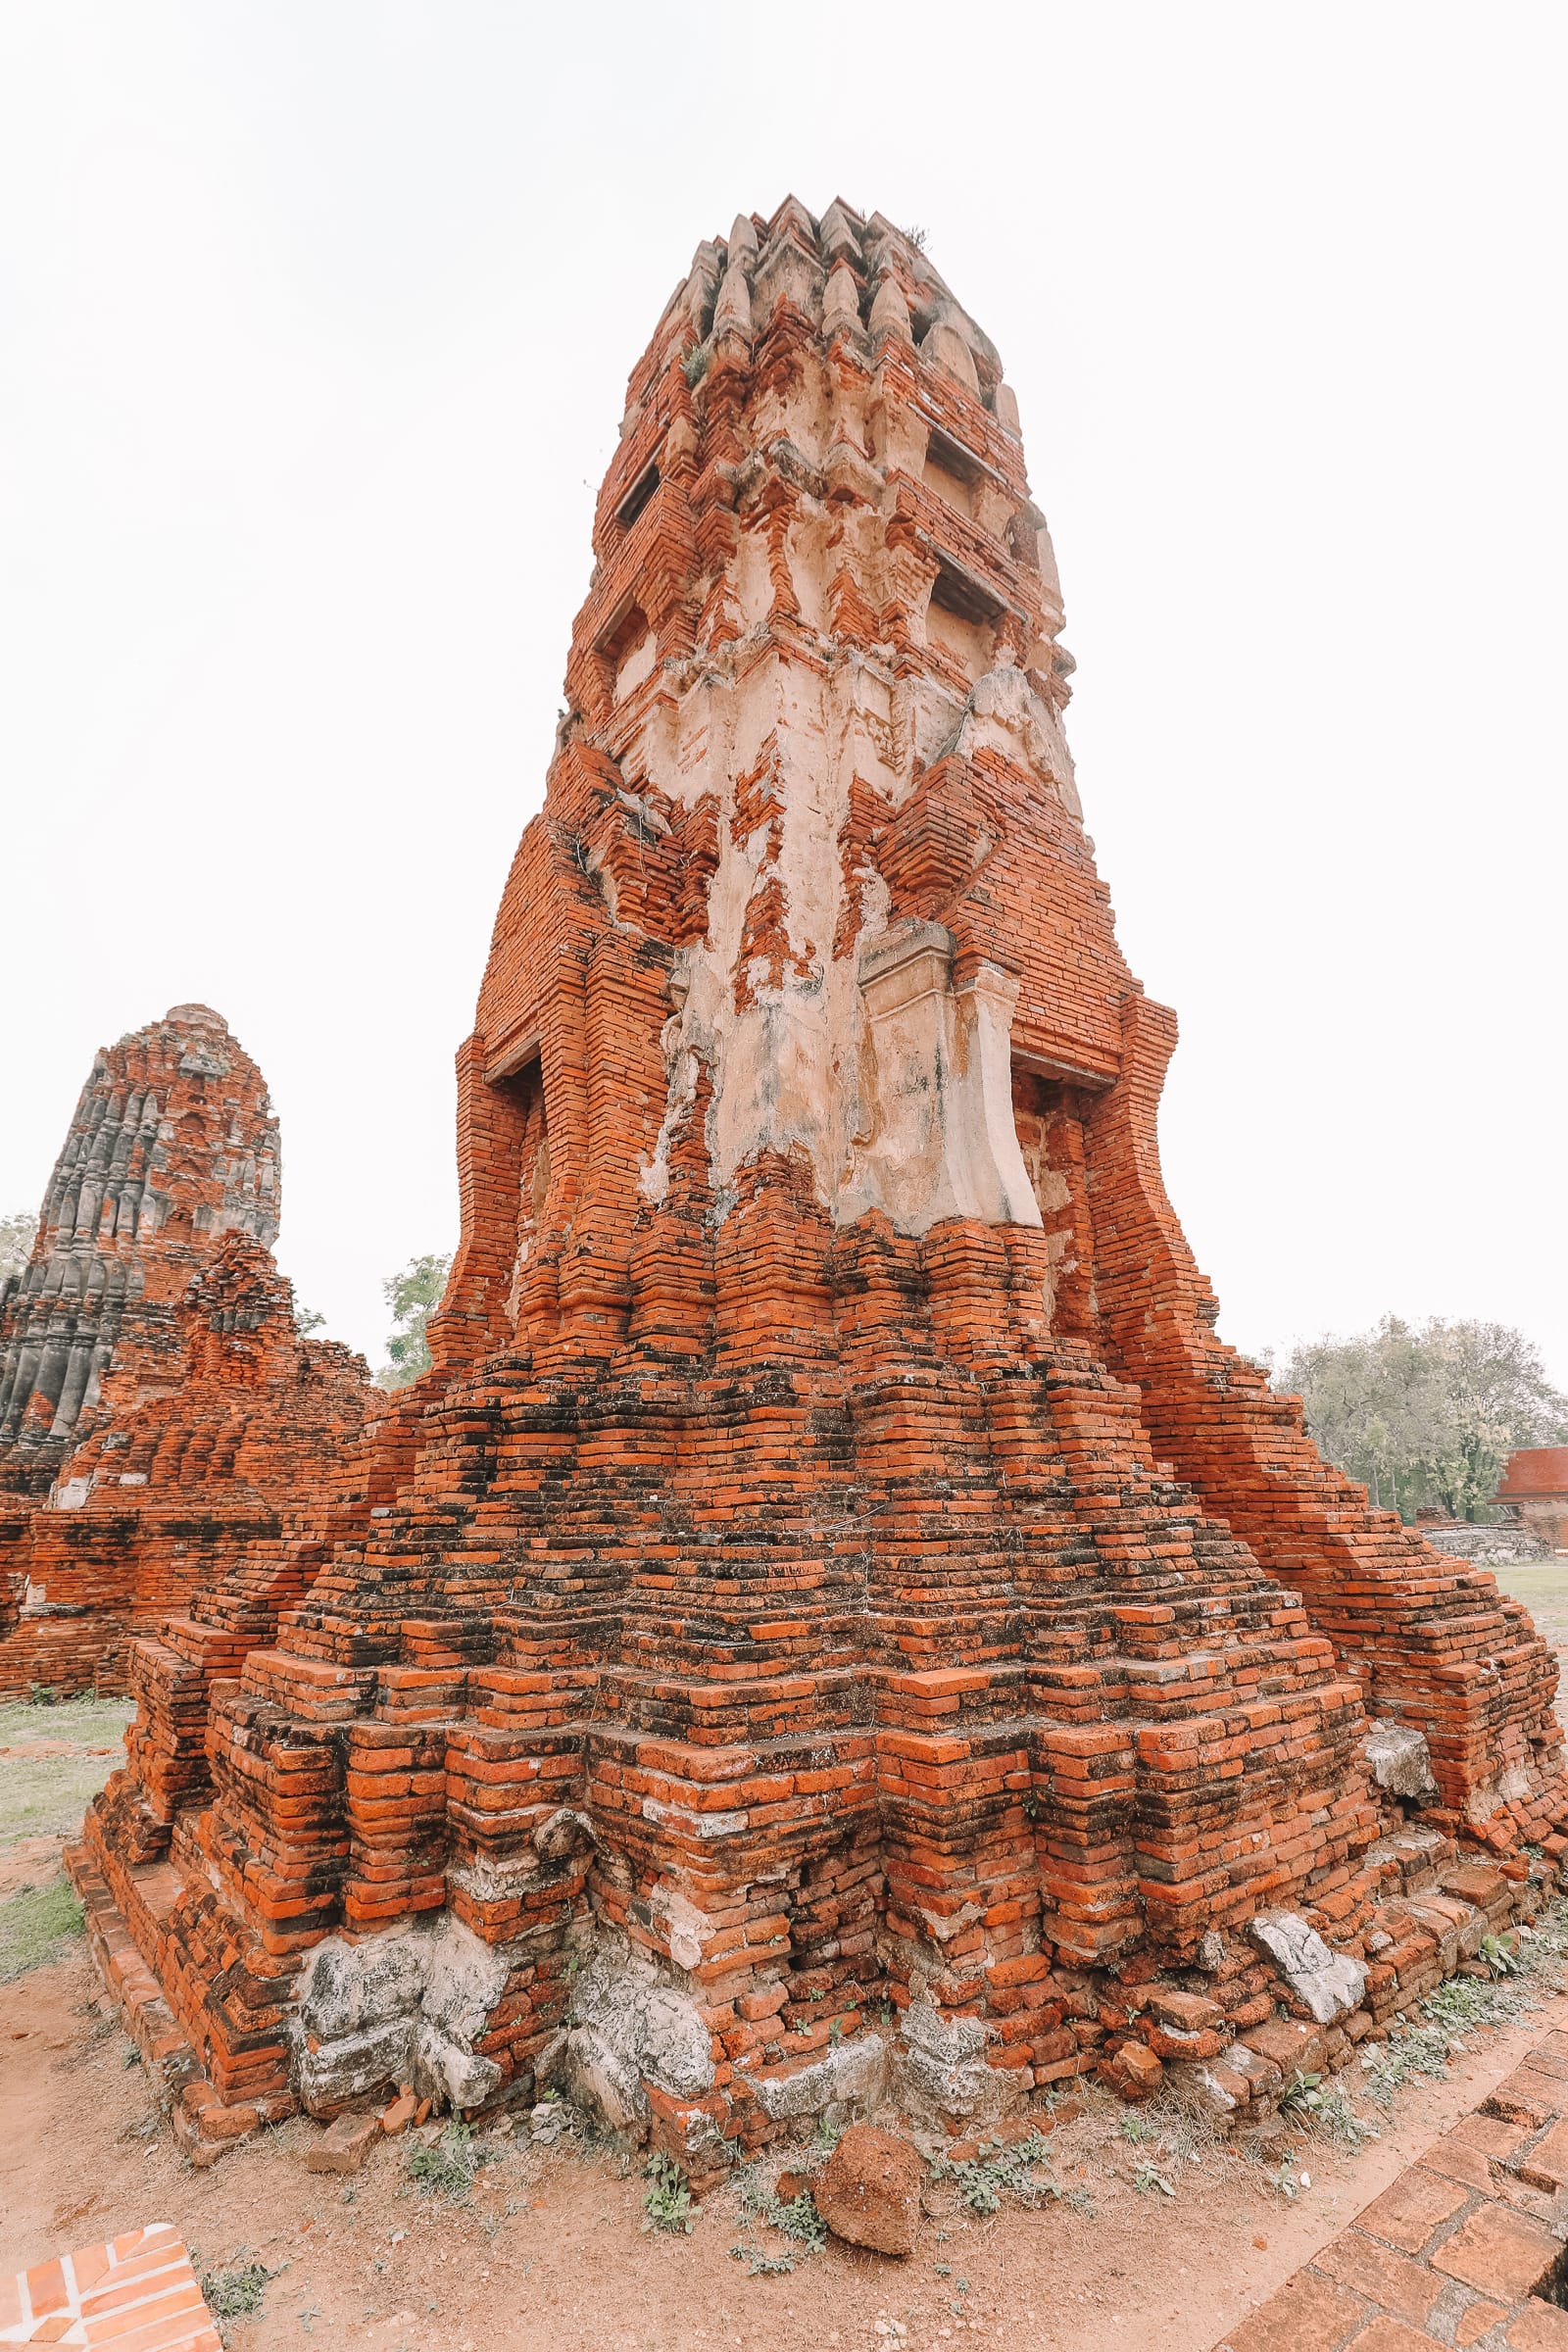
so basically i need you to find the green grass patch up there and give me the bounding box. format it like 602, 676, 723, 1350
0, 1696, 133, 1857
0, 1693, 134, 1747
0, 1871, 85, 1981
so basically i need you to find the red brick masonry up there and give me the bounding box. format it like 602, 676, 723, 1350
0, 1007, 378, 1695
68, 198, 1568, 2175
1217, 2027, 1568, 2352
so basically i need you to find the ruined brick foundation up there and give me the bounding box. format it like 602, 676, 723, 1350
72, 200, 1568, 2177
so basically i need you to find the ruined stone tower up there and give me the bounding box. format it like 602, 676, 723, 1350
77, 202, 1567, 2168
0, 1004, 279, 1487
0, 1006, 376, 1693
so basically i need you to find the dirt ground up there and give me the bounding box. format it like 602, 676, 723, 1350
5, 1945, 1568, 2351
3, 1564, 1568, 2352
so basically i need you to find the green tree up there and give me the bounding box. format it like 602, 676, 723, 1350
1274, 1316, 1568, 1522
376, 1251, 452, 1390
0, 1211, 38, 1285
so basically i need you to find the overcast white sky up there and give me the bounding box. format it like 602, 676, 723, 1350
2, 2, 1564, 1382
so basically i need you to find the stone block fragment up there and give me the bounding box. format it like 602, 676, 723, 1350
813, 2124, 924, 2256
307, 2111, 382, 2173
1365, 1721, 1440, 1798
1249, 1913, 1368, 2025
1100, 2041, 1163, 2101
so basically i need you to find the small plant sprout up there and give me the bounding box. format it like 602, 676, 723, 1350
642, 2151, 695, 2235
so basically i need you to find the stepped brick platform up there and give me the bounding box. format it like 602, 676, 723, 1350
73, 198, 1568, 2179
0, 1005, 380, 1695
0, 2224, 219, 2348
1217, 2026, 1568, 2352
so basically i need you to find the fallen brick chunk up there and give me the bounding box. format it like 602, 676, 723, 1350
1242, 2017, 1327, 2077
307, 2111, 382, 2173
1147, 1988, 1226, 2034
380, 2091, 417, 2135
813, 2124, 924, 2256
1101, 2041, 1163, 2101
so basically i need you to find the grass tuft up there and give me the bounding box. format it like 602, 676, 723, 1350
200, 2261, 271, 2320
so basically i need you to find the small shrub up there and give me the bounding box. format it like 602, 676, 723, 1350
201, 2262, 270, 2320
728, 2165, 828, 2271
929, 2132, 1057, 2216
406, 2121, 498, 2202
681, 343, 710, 387
1279, 2068, 1322, 2119
1133, 2159, 1175, 2197
642, 2150, 694, 2234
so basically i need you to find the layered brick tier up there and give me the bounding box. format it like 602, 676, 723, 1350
77, 199, 1567, 2173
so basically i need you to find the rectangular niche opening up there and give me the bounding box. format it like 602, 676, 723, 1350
616, 461, 660, 531
929, 551, 1004, 628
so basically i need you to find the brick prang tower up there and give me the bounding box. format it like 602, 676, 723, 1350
77, 201, 1568, 2170
0, 1004, 279, 1489
0, 1005, 381, 1697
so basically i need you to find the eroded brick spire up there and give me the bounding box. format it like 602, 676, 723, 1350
0, 1007, 377, 1695
0, 1004, 279, 1477
74, 204, 1568, 2171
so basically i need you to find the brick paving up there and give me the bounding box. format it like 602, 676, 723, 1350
1216, 2030, 1568, 2351
0, 2224, 219, 2348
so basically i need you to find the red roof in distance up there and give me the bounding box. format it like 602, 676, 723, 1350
1497, 1446, 1568, 1499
